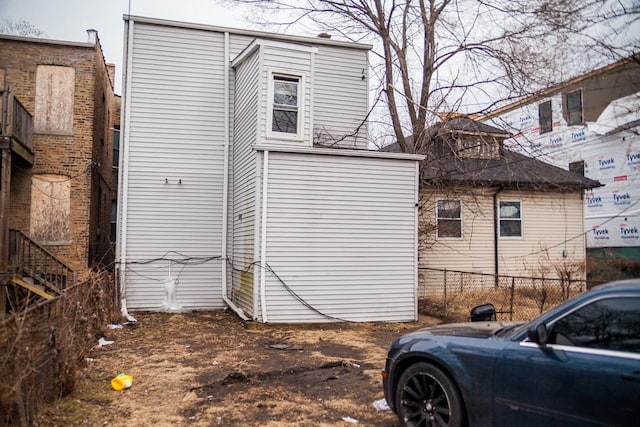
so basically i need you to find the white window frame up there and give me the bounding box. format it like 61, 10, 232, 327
436, 199, 463, 240
499, 200, 523, 239
266, 70, 304, 141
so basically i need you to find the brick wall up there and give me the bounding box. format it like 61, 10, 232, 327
0, 36, 115, 270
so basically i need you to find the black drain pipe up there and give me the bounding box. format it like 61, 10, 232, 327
493, 187, 503, 287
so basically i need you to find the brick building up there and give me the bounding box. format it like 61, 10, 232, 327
0, 32, 116, 274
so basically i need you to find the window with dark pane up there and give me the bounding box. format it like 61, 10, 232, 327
569, 160, 585, 176
437, 200, 462, 238
272, 76, 299, 134
539, 100, 552, 134
499, 201, 522, 237
566, 90, 583, 125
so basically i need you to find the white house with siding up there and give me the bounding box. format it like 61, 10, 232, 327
116, 16, 422, 323
382, 118, 600, 295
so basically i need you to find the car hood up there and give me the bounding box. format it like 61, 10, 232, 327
407, 321, 522, 339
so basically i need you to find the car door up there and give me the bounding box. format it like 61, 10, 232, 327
492, 295, 640, 427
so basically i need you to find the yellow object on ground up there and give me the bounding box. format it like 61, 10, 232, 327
111, 373, 133, 391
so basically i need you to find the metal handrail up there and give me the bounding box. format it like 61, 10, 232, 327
8, 229, 76, 293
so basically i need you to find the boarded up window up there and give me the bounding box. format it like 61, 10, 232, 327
35, 65, 74, 134
30, 174, 71, 243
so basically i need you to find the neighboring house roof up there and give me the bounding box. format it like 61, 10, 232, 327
381, 118, 601, 191
475, 53, 640, 120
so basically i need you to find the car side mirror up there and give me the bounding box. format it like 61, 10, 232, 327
527, 323, 549, 345
469, 304, 497, 322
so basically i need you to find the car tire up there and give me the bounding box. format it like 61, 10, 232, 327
395, 362, 465, 427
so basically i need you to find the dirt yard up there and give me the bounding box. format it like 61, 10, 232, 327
36, 310, 441, 426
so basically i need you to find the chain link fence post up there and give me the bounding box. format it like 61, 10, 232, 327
443, 268, 447, 318
509, 277, 515, 321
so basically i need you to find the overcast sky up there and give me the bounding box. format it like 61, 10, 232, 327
0, 0, 258, 94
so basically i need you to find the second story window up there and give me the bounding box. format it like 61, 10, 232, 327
566, 90, 583, 125
539, 100, 552, 134
35, 65, 75, 135
271, 75, 301, 137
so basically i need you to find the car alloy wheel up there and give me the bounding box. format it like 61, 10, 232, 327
395, 362, 464, 427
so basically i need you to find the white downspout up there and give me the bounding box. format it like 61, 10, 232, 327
260, 150, 269, 323
117, 19, 136, 323
222, 32, 249, 321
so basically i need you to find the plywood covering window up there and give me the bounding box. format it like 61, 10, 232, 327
539, 100, 552, 134
437, 199, 462, 239
268, 73, 302, 139
35, 65, 75, 134
499, 200, 522, 238
30, 174, 71, 244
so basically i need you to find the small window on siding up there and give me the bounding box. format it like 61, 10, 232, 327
566, 90, 583, 125
569, 160, 585, 176
269, 73, 302, 139
437, 200, 462, 239
35, 65, 75, 134
539, 100, 552, 134
499, 201, 522, 238
30, 174, 71, 244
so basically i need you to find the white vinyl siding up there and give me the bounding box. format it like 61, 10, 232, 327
420, 189, 587, 297
498, 191, 585, 278
230, 48, 261, 317
121, 23, 226, 310
257, 151, 418, 323
260, 44, 312, 147
119, 17, 423, 322
313, 46, 369, 149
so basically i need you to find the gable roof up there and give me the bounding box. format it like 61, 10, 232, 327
380, 118, 601, 191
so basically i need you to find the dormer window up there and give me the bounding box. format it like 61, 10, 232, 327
455, 136, 499, 159
268, 72, 304, 140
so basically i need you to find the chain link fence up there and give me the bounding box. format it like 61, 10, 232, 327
418, 267, 588, 322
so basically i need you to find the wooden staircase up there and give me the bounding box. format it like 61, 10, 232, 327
7, 229, 75, 303
11, 276, 54, 300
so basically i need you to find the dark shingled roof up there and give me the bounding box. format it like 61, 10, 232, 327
380, 118, 601, 191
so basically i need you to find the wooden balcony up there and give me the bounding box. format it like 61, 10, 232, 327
0, 88, 34, 165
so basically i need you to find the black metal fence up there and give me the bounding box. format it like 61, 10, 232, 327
418, 267, 588, 322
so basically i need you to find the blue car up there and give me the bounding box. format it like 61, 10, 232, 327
382, 280, 640, 426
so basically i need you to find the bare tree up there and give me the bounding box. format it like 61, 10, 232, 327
224, 0, 638, 152
0, 19, 47, 38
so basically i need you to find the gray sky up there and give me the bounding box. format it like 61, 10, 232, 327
0, 0, 254, 94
